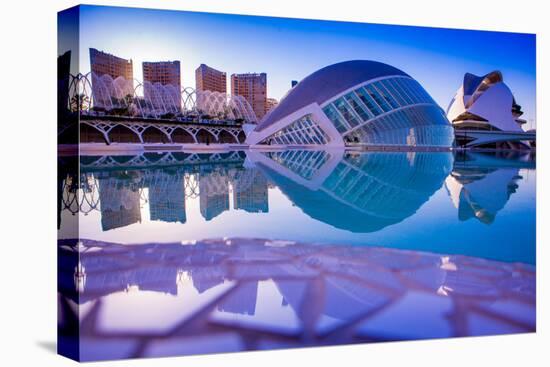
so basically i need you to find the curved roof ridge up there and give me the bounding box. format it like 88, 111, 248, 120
463, 70, 503, 96
255, 60, 410, 132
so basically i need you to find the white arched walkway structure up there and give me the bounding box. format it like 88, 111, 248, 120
80, 119, 246, 145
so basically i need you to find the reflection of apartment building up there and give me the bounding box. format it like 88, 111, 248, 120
100, 206, 141, 231
233, 170, 269, 213
148, 174, 186, 223
195, 64, 227, 93
97, 177, 141, 231
231, 72, 267, 119
190, 267, 226, 294
90, 48, 133, 80
199, 173, 229, 221
217, 281, 258, 315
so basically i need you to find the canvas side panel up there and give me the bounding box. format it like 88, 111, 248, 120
57, 5, 81, 362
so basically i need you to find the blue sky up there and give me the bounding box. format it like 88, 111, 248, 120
67, 5, 536, 127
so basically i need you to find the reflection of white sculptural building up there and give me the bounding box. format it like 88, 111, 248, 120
445, 152, 529, 224
446, 167, 521, 224
246, 60, 454, 148
447, 71, 529, 149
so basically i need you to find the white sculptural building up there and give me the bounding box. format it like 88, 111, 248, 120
446, 71, 529, 149
246, 60, 454, 148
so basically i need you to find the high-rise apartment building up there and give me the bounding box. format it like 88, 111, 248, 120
89, 48, 133, 81
143, 60, 182, 109
266, 98, 278, 115
195, 64, 227, 93
89, 48, 134, 103
231, 72, 267, 120
143, 61, 181, 88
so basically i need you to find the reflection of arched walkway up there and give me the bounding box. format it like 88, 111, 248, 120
142, 126, 169, 143
196, 129, 217, 144
172, 128, 196, 143
111, 156, 135, 164
218, 130, 238, 144
80, 123, 107, 143
237, 131, 246, 143
108, 124, 141, 143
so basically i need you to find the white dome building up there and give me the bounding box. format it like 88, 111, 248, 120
246, 60, 454, 148
447, 71, 528, 149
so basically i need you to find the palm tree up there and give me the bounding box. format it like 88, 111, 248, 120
124, 94, 134, 107
70, 93, 90, 112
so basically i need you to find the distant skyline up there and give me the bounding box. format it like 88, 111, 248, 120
67, 5, 535, 127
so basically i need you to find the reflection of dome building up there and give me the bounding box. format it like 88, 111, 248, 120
246, 60, 454, 148
249, 150, 452, 232
447, 71, 528, 149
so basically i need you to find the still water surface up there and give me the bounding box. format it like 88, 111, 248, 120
60, 150, 536, 264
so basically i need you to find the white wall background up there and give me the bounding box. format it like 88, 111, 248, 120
0, 0, 547, 366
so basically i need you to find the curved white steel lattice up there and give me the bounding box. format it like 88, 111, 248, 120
196, 90, 257, 122
68, 73, 257, 123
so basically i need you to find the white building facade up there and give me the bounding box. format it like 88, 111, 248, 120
447, 71, 526, 132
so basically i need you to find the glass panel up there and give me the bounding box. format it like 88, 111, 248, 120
373, 81, 399, 109
261, 115, 330, 145
323, 105, 349, 133
402, 78, 423, 103
334, 98, 361, 127
355, 88, 383, 116
364, 84, 392, 113
344, 92, 371, 121
380, 79, 405, 107
338, 104, 453, 147
392, 78, 415, 105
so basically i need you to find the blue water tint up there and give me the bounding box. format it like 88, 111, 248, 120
67, 150, 535, 264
